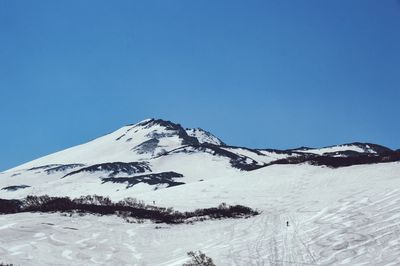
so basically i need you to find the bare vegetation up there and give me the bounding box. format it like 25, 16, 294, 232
0, 195, 258, 224
183, 251, 215, 266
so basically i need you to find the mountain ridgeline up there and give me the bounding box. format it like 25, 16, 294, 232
1, 118, 399, 198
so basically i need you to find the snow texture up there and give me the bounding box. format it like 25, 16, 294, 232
1, 163, 400, 265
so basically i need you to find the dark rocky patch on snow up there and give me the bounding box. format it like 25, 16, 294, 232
137, 118, 183, 131
270, 150, 400, 168
28, 164, 62, 171
132, 138, 160, 154
45, 164, 85, 174
115, 134, 126, 141
63, 227, 78, 230
101, 171, 184, 188
2, 185, 30, 191
63, 162, 151, 178
139, 119, 199, 146
165, 144, 263, 171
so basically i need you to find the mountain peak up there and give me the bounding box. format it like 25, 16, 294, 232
136, 118, 184, 131
129, 118, 225, 146
185, 127, 225, 146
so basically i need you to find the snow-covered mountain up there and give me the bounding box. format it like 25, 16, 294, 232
1, 118, 400, 265
1, 118, 399, 200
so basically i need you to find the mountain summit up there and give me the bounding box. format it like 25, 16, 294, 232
8, 118, 221, 171
1, 118, 399, 199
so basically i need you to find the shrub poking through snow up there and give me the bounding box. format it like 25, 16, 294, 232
0, 195, 259, 224
183, 251, 215, 266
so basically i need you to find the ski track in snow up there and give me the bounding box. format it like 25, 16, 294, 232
1, 163, 400, 265
1, 193, 400, 265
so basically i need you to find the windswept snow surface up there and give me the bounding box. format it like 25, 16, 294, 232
1, 162, 400, 265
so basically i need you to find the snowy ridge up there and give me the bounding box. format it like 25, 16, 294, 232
1, 118, 399, 200
185, 128, 225, 146
291, 142, 391, 156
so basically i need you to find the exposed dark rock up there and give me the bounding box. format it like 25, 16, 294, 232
139, 119, 200, 146
132, 138, 160, 154
270, 151, 400, 168
101, 171, 184, 188
1, 185, 30, 191
115, 134, 126, 141
165, 144, 263, 171
45, 164, 85, 174
28, 164, 62, 171
63, 162, 151, 178
137, 118, 184, 131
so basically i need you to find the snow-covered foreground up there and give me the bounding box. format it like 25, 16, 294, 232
1, 162, 400, 265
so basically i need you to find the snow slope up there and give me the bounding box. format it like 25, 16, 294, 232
6, 119, 200, 172
1, 162, 400, 265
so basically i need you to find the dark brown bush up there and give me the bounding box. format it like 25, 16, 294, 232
0, 195, 259, 224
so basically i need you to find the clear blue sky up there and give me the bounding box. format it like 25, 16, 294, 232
1, 0, 399, 171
